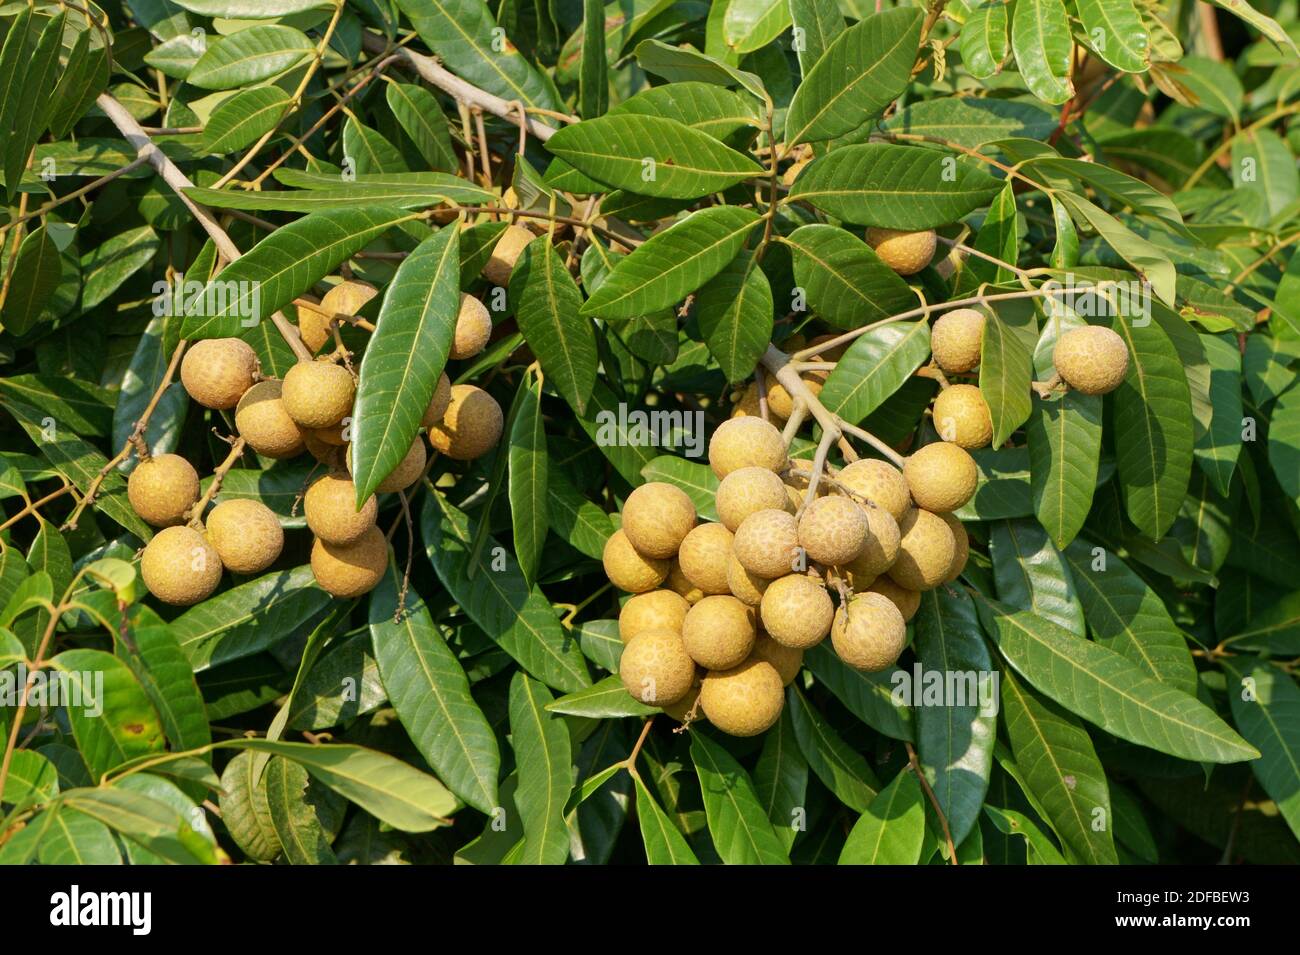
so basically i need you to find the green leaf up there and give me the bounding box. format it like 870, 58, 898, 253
509, 671, 573, 864
1192, 333, 1242, 497
782, 224, 916, 331
2, 12, 63, 198
724, 0, 793, 53
1220, 656, 1300, 842
187, 25, 314, 90
788, 0, 843, 73
989, 518, 1085, 636
547, 468, 616, 559
80, 224, 160, 312
634, 38, 768, 101
113, 316, 189, 461
1076, 0, 1149, 73
695, 249, 773, 383
640, 455, 720, 520
1203, 0, 1296, 53
580, 0, 609, 119
1026, 392, 1102, 549
1268, 381, 1300, 513
266, 756, 339, 864
608, 82, 760, 141
1056, 194, 1175, 304
788, 684, 879, 811
385, 82, 459, 173
344, 117, 408, 175
838, 767, 925, 864
2, 750, 58, 805
172, 0, 333, 14
59, 788, 211, 864
690, 731, 790, 864
979, 308, 1034, 447
49, 649, 166, 780
0, 226, 61, 336
42, 810, 125, 864
884, 93, 1059, 148
983, 803, 1066, 863
1010, 0, 1074, 105
804, 643, 913, 741
753, 709, 808, 848
202, 86, 291, 154
510, 239, 597, 415
547, 675, 658, 718
218, 750, 281, 861
633, 773, 700, 863
961, 1, 1009, 79
819, 321, 931, 424
509, 375, 549, 586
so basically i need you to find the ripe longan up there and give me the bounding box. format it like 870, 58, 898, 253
128, 454, 199, 528
866, 227, 936, 276
904, 442, 977, 513
708, 417, 787, 479
868, 577, 921, 623
426, 384, 503, 461
844, 505, 901, 579
207, 498, 283, 574
676, 523, 734, 595
716, 467, 791, 531
832, 592, 907, 672
451, 294, 492, 360
661, 681, 702, 722
483, 224, 535, 287
603, 529, 669, 593
734, 508, 800, 579
798, 495, 868, 566
699, 659, 784, 737
760, 573, 833, 649
310, 424, 347, 447
750, 632, 803, 686
619, 628, 696, 706
682, 594, 756, 669
932, 384, 993, 449
619, 589, 690, 643
304, 280, 377, 352
302, 431, 342, 466
622, 482, 697, 559
666, 558, 704, 604
765, 372, 827, 420
282, 361, 355, 429
347, 440, 426, 494
1053, 324, 1130, 395
304, 474, 378, 545
422, 373, 452, 429
888, 508, 956, 591
729, 382, 785, 422
141, 525, 222, 606
311, 525, 387, 597
940, 512, 969, 583
931, 308, 986, 374
837, 458, 911, 522
235, 380, 305, 459
181, 338, 258, 409
727, 553, 770, 607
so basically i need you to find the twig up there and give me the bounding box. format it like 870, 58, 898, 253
907, 742, 958, 864
186, 437, 248, 526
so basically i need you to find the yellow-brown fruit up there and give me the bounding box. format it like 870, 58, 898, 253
837, 458, 911, 522
309, 424, 348, 447
932, 384, 993, 449
681, 594, 756, 669
619, 589, 690, 643
729, 382, 786, 422
759, 573, 833, 649
781, 157, 810, 186
666, 558, 704, 604
868, 577, 921, 622
482, 224, 535, 287
765, 372, 827, 420
207, 498, 283, 574
888, 508, 956, 591
1053, 324, 1130, 395
302, 431, 342, 465
931, 308, 986, 374
235, 380, 305, 459
866, 227, 937, 276
832, 592, 907, 672
422, 373, 452, 429
622, 482, 697, 559
904, 442, 978, 513
426, 384, 503, 461
676, 523, 734, 595
844, 505, 901, 579
716, 466, 791, 532
304, 474, 378, 545
940, 512, 969, 583
699, 659, 784, 737
180, 338, 258, 409
127, 454, 199, 528
305, 280, 377, 352
661, 682, 702, 722
749, 632, 803, 685
708, 417, 787, 479
282, 361, 355, 429
727, 553, 770, 607
733, 508, 801, 579
602, 529, 669, 593
295, 299, 332, 354
798, 495, 868, 566
451, 294, 492, 360
140, 525, 222, 606
619, 628, 696, 706
310, 525, 387, 597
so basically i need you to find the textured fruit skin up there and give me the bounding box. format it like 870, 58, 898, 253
310, 424, 347, 446
295, 299, 333, 354
699, 659, 784, 737
766, 372, 826, 419
760, 573, 833, 649
141, 525, 222, 606
302, 432, 343, 466
181, 338, 258, 409
798, 495, 868, 566
235, 380, 305, 459
666, 558, 704, 603
940, 511, 969, 583
844, 505, 901, 578
676, 523, 734, 595
310, 525, 387, 597
889, 508, 956, 590
727, 553, 770, 606
450, 294, 492, 360
127, 454, 199, 527
304, 474, 378, 545
682, 594, 756, 669
620, 628, 696, 705
349, 439, 426, 493
307, 280, 377, 352
422, 373, 452, 429
836, 459, 911, 522
932, 384, 993, 449
619, 589, 690, 643
750, 632, 803, 685
708, 417, 787, 479
832, 593, 906, 672
483, 224, 534, 286
716, 467, 791, 532
603, 529, 669, 593
1053, 324, 1129, 395
426, 384, 503, 460
207, 498, 283, 574
622, 482, 697, 558
868, 577, 921, 622
282, 361, 355, 429
734, 508, 800, 579
931, 308, 986, 373
904, 442, 977, 512
729, 382, 785, 422
867, 227, 936, 276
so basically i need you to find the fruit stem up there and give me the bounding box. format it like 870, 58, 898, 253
906, 742, 959, 864
187, 437, 248, 528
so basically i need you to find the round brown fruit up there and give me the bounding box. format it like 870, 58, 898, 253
450, 294, 492, 360
866, 227, 936, 276
699, 660, 785, 737
1053, 324, 1130, 395
127, 453, 199, 528
603, 529, 669, 593
482, 224, 535, 287
235, 380, 305, 459
422, 373, 452, 429
676, 523, 734, 596
843, 505, 900, 579
310, 525, 387, 597
618, 589, 690, 643
837, 458, 911, 522
832, 592, 907, 672
282, 361, 355, 429
708, 417, 787, 479
141, 525, 222, 606
903, 442, 978, 513
760, 573, 833, 649
619, 628, 696, 706
726, 553, 770, 607
426, 384, 503, 461
347, 440, 426, 494
888, 508, 956, 591
180, 338, 258, 410
666, 558, 704, 604
932, 384, 993, 449
749, 632, 803, 686
622, 482, 697, 559
716, 466, 791, 532
931, 308, 986, 374
207, 498, 283, 574
681, 595, 756, 670
304, 474, 378, 545
733, 508, 800, 579
940, 512, 969, 583
868, 577, 921, 623
798, 495, 868, 566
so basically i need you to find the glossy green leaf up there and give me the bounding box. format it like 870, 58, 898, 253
1010, 0, 1074, 105
695, 249, 773, 383
385, 82, 459, 173
1221, 656, 1300, 842
202, 86, 290, 154
783, 224, 916, 331
1026, 392, 1102, 549
187, 25, 314, 90
788, 684, 878, 811
510, 238, 597, 415
962, 1, 1009, 79
1, 226, 62, 337
820, 321, 930, 424
266, 756, 339, 864
509, 671, 574, 864
803, 643, 913, 741
634, 773, 700, 863
838, 767, 925, 864
989, 518, 1085, 636
691, 731, 790, 864
980, 308, 1035, 447
49, 649, 165, 781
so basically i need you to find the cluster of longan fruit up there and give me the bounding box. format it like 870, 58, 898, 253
127, 286, 503, 607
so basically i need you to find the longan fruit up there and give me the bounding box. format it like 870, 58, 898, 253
311, 525, 387, 597
140, 525, 222, 606
676, 523, 734, 596
904, 443, 978, 513
681, 594, 756, 669
716, 466, 792, 532
619, 628, 696, 706
888, 508, 956, 591
666, 558, 704, 604
727, 553, 770, 607
781, 157, 809, 187
760, 573, 833, 649
734, 508, 801, 579
843, 505, 901, 579
451, 294, 492, 360
798, 495, 868, 567
422, 373, 452, 429
832, 592, 906, 672
304, 473, 378, 545
708, 417, 787, 479
235, 380, 305, 459
282, 361, 355, 429
180, 338, 258, 409
931, 308, 986, 374
932, 384, 993, 449
866, 227, 936, 276
1053, 325, 1130, 395
127, 453, 199, 528
347, 440, 426, 494
729, 382, 785, 422
836, 458, 911, 522
765, 372, 827, 420
426, 384, 503, 461
207, 498, 283, 574
661, 681, 702, 722
622, 482, 697, 559
310, 424, 347, 447
306, 280, 377, 352
302, 431, 342, 466
940, 512, 969, 584
603, 529, 669, 593
803, 334, 847, 362
868, 577, 921, 623
482, 224, 535, 287
295, 299, 333, 354
619, 589, 690, 643
699, 659, 785, 737
749, 632, 803, 686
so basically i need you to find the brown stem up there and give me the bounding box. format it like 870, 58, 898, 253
907, 742, 958, 864
187, 437, 248, 526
